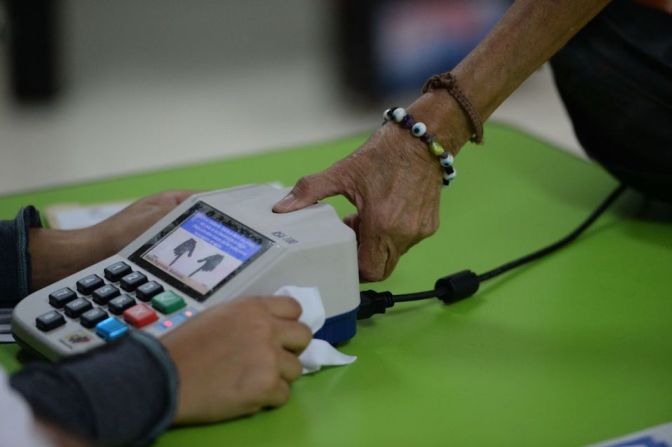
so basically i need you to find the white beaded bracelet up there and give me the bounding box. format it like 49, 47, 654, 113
383, 107, 456, 186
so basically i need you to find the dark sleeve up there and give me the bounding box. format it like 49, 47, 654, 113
10, 331, 179, 447
0, 206, 42, 307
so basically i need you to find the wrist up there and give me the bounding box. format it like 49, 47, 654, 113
379, 122, 440, 167
372, 122, 445, 189
11, 332, 177, 446
407, 91, 473, 156
380, 105, 462, 188
29, 228, 104, 290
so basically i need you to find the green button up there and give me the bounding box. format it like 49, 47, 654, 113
151, 291, 186, 314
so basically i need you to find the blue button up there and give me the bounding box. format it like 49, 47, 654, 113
95, 317, 128, 342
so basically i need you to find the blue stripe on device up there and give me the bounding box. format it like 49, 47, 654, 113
315, 307, 358, 345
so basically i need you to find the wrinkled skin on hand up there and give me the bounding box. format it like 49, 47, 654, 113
274, 124, 444, 282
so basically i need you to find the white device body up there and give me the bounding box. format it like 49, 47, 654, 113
12, 184, 360, 360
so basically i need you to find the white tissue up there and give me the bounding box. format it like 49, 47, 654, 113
273, 286, 357, 374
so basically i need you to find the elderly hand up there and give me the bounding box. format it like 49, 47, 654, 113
273, 125, 442, 282
273, 95, 473, 282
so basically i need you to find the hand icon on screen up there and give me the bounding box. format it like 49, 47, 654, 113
189, 254, 224, 277
170, 238, 197, 266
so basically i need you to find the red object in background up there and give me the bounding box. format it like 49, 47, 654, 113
334, 0, 509, 101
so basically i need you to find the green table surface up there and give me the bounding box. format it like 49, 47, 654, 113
1, 123, 671, 446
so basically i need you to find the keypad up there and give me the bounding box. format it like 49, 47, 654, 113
36, 311, 66, 331
135, 282, 164, 302
76, 275, 104, 295
104, 262, 132, 282
49, 287, 77, 308
123, 304, 158, 328
80, 308, 108, 328
92, 284, 120, 305
109, 295, 136, 315
120, 272, 148, 292
38, 263, 189, 338
152, 291, 186, 314
96, 317, 128, 342
65, 298, 93, 318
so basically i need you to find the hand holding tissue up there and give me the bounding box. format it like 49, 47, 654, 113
274, 286, 357, 374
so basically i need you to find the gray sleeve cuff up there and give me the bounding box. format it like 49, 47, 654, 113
11, 331, 179, 447
0, 206, 42, 307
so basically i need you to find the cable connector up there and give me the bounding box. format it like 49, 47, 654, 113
434, 270, 480, 304
357, 290, 394, 320
357, 271, 480, 319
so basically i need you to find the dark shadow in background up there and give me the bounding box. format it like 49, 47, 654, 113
5, 0, 61, 102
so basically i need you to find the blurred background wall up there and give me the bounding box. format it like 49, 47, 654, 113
0, 0, 579, 195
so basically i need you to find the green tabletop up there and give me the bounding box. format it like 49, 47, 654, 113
1, 123, 671, 446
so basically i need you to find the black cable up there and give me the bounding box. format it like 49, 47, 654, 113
358, 183, 627, 319
477, 183, 626, 282
392, 290, 435, 302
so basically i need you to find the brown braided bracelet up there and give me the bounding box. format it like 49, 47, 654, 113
422, 72, 484, 145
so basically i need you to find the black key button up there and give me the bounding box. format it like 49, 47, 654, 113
120, 272, 147, 292
109, 295, 136, 315
135, 282, 164, 301
76, 275, 104, 295
36, 311, 66, 332
80, 308, 108, 329
92, 284, 120, 305
104, 262, 132, 282
65, 298, 93, 318
49, 287, 77, 308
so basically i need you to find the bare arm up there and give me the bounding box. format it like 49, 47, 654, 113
275, 0, 612, 281
29, 191, 194, 290
412, 0, 612, 152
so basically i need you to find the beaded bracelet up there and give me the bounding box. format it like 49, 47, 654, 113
423, 72, 484, 145
383, 106, 456, 187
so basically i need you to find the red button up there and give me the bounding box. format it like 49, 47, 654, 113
123, 304, 159, 328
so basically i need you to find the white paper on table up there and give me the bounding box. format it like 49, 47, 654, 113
44, 202, 133, 230
43, 182, 286, 230
273, 286, 357, 374
586, 422, 672, 447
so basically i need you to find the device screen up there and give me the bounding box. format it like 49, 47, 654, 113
129, 202, 272, 300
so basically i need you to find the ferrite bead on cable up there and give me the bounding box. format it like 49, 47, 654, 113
434, 270, 480, 304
